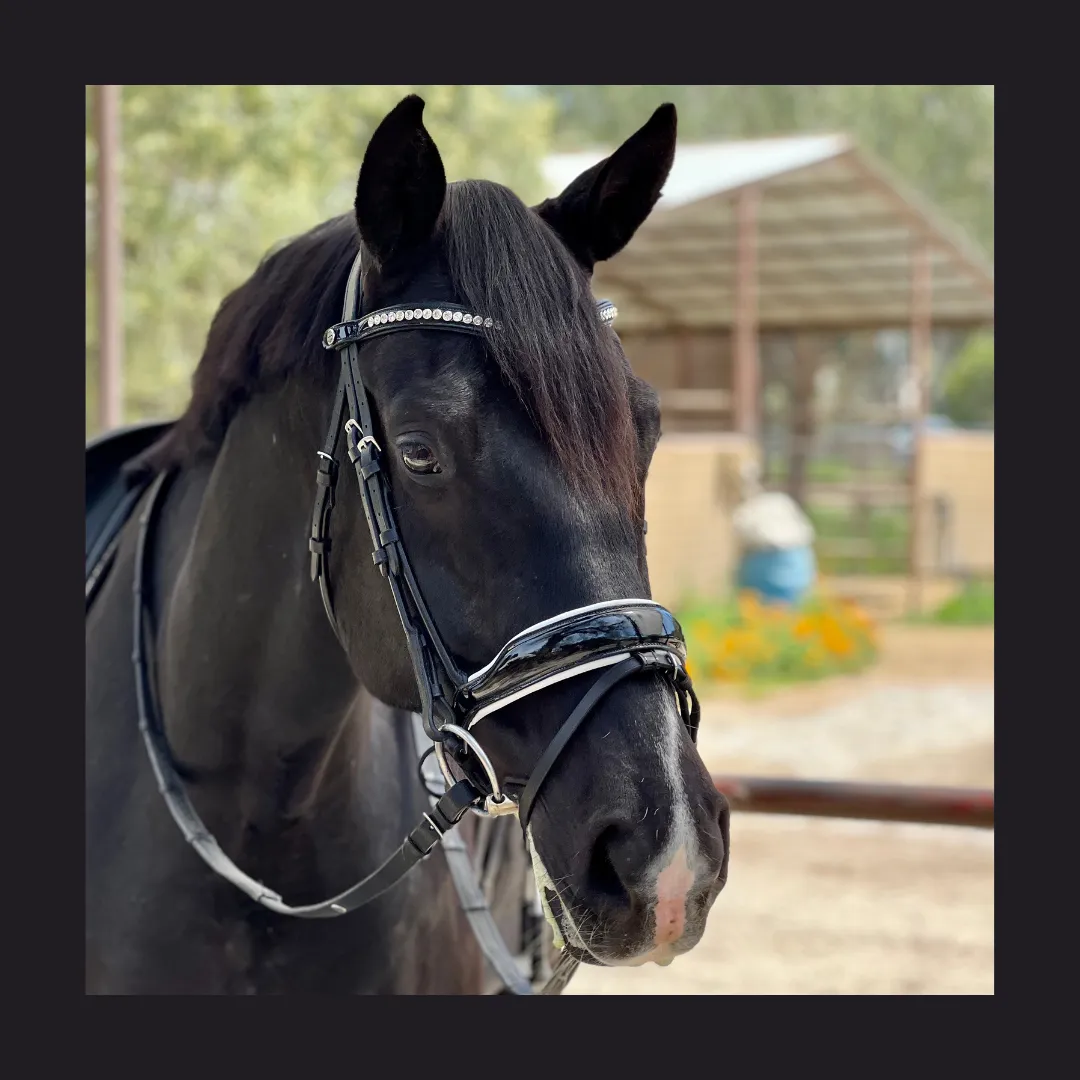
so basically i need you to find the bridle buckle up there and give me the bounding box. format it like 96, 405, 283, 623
345, 418, 381, 458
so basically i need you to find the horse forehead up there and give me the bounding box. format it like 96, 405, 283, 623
373, 336, 491, 416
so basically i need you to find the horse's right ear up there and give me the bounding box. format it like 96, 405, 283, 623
534, 103, 676, 274
355, 95, 447, 269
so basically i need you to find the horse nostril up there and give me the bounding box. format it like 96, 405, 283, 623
585, 825, 627, 901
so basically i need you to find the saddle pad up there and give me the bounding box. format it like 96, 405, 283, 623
86, 422, 172, 609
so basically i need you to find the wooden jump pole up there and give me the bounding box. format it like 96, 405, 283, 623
713, 774, 994, 829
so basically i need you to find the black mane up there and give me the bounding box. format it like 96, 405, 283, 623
440, 181, 637, 505
139, 180, 639, 506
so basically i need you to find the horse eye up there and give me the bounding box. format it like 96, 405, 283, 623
401, 441, 442, 475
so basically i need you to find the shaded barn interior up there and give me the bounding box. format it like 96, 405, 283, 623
542, 135, 994, 599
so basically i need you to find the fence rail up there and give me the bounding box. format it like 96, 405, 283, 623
712, 775, 994, 829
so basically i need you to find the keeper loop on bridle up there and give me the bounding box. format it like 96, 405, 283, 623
345, 418, 380, 460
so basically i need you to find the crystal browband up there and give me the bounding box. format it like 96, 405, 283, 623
322, 299, 618, 350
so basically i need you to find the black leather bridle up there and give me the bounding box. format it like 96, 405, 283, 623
309, 249, 699, 825
132, 246, 699, 986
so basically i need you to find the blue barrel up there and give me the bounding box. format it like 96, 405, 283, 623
736, 546, 817, 606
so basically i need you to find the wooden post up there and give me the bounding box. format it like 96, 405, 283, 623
94, 84, 123, 433
787, 332, 819, 510
907, 240, 933, 614
732, 185, 760, 441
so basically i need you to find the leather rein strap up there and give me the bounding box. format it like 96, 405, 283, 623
133, 469, 484, 920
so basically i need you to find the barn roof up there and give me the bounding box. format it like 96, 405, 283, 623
541, 134, 994, 332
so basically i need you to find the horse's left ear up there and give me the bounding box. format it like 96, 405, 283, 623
534, 103, 676, 273
355, 94, 446, 269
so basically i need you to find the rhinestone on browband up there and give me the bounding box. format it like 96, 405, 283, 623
323, 299, 618, 351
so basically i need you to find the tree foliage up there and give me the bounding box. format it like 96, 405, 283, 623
85, 85, 554, 432
940, 330, 994, 426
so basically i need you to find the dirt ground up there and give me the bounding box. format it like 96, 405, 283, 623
564, 625, 995, 995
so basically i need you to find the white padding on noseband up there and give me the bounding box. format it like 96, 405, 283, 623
467, 653, 633, 728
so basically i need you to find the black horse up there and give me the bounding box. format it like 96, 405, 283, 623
85, 95, 729, 994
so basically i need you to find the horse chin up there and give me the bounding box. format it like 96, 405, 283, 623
545, 888, 687, 969
562, 937, 685, 968
563, 942, 607, 966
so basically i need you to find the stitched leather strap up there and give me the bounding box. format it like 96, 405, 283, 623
254, 778, 479, 918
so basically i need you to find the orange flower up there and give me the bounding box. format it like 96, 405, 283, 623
737, 590, 763, 623
678, 592, 877, 686
820, 615, 854, 657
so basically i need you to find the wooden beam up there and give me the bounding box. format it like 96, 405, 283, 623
712, 775, 994, 829
787, 333, 819, 509
604, 264, 983, 294
616, 238, 928, 269
612, 314, 991, 335
840, 148, 995, 300
732, 186, 760, 439
743, 176, 882, 201
93, 84, 123, 433
633, 212, 906, 243
659, 389, 733, 413
594, 270, 685, 321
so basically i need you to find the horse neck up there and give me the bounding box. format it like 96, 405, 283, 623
156, 380, 368, 834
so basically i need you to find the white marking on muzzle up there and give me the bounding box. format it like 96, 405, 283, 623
646, 692, 699, 951
652, 844, 694, 945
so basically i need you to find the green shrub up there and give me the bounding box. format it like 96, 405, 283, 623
941, 332, 994, 427
927, 579, 994, 625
